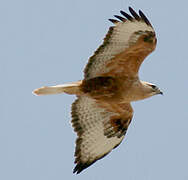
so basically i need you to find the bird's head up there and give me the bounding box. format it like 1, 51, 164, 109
142, 81, 163, 97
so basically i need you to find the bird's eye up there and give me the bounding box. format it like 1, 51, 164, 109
151, 84, 157, 89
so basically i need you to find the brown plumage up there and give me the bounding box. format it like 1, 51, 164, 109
33, 7, 162, 174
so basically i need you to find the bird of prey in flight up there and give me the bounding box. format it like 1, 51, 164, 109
33, 7, 162, 174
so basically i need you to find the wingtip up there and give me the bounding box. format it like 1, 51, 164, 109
138, 9, 152, 27
120, 10, 124, 14
119, 10, 133, 21
73, 162, 89, 174
73, 160, 97, 174
138, 9, 143, 15
108, 18, 119, 24
114, 15, 126, 22
128, 6, 133, 11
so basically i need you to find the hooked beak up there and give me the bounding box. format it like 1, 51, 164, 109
157, 89, 163, 95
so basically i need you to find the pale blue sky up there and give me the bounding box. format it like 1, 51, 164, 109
2, 0, 188, 179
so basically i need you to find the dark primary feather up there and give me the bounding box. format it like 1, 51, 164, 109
108, 7, 152, 28
129, 7, 140, 20
73, 153, 109, 174
114, 15, 126, 22
108, 18, 119, 24
120, 10, 133, 21
139, 10, 152, 27
73, 161, 94, 174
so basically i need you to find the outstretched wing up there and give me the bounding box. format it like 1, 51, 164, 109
71, 96, 133, 174
84, 7, 156, 79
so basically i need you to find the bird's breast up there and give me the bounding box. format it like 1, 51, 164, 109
80, 76, 146, 103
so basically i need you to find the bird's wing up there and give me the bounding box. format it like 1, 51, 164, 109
71, 96, 133, 174
84, 7, 156, 79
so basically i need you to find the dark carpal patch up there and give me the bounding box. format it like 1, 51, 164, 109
104, 117, 132, 138
143, 31, 156, 43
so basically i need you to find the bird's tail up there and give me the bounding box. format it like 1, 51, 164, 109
33, 81, 82, 96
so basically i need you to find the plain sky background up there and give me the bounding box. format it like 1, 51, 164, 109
2, 0, 188, 179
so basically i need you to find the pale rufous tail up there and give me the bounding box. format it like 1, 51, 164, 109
33, 81, 82, 96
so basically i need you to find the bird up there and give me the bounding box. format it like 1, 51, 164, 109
33, 7, 162, 174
